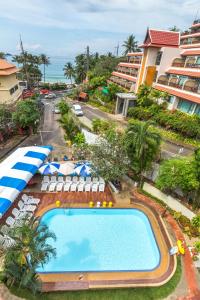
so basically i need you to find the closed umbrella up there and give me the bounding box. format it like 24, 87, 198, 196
59, 162, 75, 175
39, 162, 60, 175
74, 163, 92, 177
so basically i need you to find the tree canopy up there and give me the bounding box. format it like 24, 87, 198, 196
63, 62, 75, 84
122, 34, 140, 55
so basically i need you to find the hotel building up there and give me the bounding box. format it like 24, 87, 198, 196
0, 59, 22, 105
111, 20, 200, 116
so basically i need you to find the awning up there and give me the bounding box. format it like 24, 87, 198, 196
0, 145, 52, 217
79, 92, 88, 99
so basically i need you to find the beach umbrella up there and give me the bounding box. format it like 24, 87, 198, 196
39, 162, 60, 175
74, 163, 92, 177
59, 162, 75, 175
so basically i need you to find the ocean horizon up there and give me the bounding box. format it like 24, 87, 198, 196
41, 56, 74, 83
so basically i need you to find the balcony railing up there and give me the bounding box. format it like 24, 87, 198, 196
168, 81, 182, 89
157, 79, 168, 85
115, 68, 138, 77
183, 85, 199, 93
157, 76, 200, 94
172, 62, 185, 67
185, 63, 200, 68
129, 58, 142, 64
181, 37, 200, 45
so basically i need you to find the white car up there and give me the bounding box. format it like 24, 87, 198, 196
72, 104, 83, 116
45, 93, 56, 99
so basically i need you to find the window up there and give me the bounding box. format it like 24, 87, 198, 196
155, 51, 163, 65
194, 104, 200, 116
178, 76, 187, 86
177, 99, 195, 114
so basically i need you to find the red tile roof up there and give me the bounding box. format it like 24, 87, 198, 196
118, 62, 140, 69
0, 59, 19, 75
141, 29, 180, 48
79, 92, 87, 98
112, 72, 137, 82
153, 83, 200, 104
166, 67, 200, 78
181, 48, 200, 56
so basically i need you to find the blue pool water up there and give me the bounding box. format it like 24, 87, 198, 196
37, 208, 160, 273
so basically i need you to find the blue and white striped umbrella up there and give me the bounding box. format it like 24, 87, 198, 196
74, 162, 92, 177
39, 162, 60, 175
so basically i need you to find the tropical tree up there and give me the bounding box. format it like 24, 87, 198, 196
169, 26, 180, 32
40, 54, 50, 83
122, 34, 140, 55
90, 130, 129, 181
125, 120, 161, 185
193, 148, 200, 207
59, 113, 80, 142
0, 52, 6, 59
57, 100, 70, 115
1, 217, 56, 293
63, 62, 75, 84
12, 99, 40, 132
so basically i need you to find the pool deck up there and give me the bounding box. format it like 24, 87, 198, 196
34, 192, 176, 291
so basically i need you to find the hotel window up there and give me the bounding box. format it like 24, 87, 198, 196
177, 99, 196, 114
194, 104, 200, 116
196, 56, 200, 66
155, 51, 163, 65
178, 76, 187, 87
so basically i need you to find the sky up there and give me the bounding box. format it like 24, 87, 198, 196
0, 0, 199, 58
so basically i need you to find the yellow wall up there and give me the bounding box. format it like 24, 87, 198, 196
0, 73, 22, 104
145, 66, 157, 86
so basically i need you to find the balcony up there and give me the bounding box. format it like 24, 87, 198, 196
129, 57, 142, 64
172, 58, 185, 68
157, 75, 169, 85
115, 67, 138, 78
183, 79, 199, 93
109, 76, 133, 90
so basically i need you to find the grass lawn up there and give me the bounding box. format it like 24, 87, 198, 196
9, 257, 182, 300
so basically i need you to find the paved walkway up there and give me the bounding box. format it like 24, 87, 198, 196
132, 189, 200, 300
143, 182, 196, 220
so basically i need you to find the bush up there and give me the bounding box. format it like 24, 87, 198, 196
92, 118, 115, 134
192, 215, 200, 228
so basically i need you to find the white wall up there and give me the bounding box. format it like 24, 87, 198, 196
157, 47, 181, 77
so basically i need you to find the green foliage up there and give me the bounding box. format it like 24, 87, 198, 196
59, 113, 80, 142
0, 104, 12, 126
192, 215, 200, 228
90, 130, 129, 181
1, 217, 56, 294
12, 99, 40, 129
40, 54, 50, 83
194, 241, 200, 253
73, 132, 86, 146
89, 76, 107, 89
63, 62, 75, 84
122, 34, 140, 55
125, 120, 161, 185
156, 158, 199, 195
92, 118, 115, 134
57, 100, 69, 115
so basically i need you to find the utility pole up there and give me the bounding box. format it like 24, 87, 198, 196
86, 45, 90, 73
19, 34, 29, 88
115, 42, 119, 57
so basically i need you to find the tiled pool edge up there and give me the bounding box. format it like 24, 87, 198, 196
36, 201, 176, 291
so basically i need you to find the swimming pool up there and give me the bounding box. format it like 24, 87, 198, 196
37, 208, 160, 273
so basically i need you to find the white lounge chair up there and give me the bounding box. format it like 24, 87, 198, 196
43, 176, 50, 183
79, 176, 85, 183
99, 183, 105, 192
21, 204, 37, 213
50, 176, 57, 183
0, 234, 15, 248
23, 197, 40, 205
99, 177, 105, 184
41, 182, 49, 192
86, 177, 91, 184
93, 177, 99, 184
6, 216, 15, 227
58, 176, 64, 183
12, 208, 21, 218
70, 183, 77, 192
92, 183, 98, 192
84, 183, 91, 192
78, 183, 85, 192
49, 182, 57, 192
65, 176, 71, 182
64, 182, 71, 192
1, 225, 9, 235
56, 182, 63, 192
72, 176, 78, 183
18, 200, 24, 210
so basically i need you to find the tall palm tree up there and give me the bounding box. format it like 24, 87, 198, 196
63, 62, 75, 84
59, 113, 79, 142
122, 34, 139, 55
1, 216, 56, 293
125, 120, 161, 186
40, 54, 50, 83
169, 26, 180, 32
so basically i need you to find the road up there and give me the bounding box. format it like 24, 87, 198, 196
70, 100, 194, 158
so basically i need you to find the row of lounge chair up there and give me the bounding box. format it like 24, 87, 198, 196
4, 194, 40, 228
41, 176, 105, 192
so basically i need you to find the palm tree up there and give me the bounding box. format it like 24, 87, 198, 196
40, 54, 50, 83
1, 216, 56, 293
125, 120, 161, 186
0, 52, 6, 59
59, 113, 79, 142
169, 26, 180, 32
122, 34, 139, 55
63, 62, 75, 84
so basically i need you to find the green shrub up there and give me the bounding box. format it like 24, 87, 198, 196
192, 215, 200, 228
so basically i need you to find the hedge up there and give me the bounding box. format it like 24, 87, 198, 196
128, 106, 200, 139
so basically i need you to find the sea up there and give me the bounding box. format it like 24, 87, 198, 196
41, 56, 74, 83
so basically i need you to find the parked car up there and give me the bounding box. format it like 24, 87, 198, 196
45, 93, 56, 99
72, 104, 83, 116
